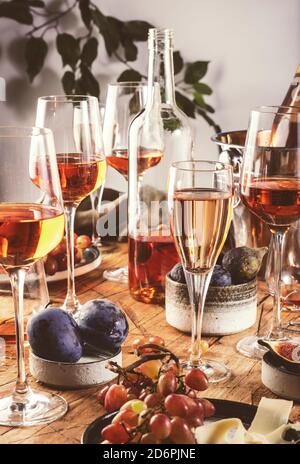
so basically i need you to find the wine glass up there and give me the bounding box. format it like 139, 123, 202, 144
168, 160, 233, 383
0, 126, 67, 426
36, 96, 106, 313
102, 82, 147, 283
240, 105, 300, 349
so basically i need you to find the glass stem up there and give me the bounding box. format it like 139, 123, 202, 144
63, 205, 79, 313
8, 268, 30, 396
268, 231, 285, 340
185, 269, 212, 366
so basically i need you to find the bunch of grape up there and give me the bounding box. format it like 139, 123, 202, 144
45, 234, 91, 275
97, 335, 215, 444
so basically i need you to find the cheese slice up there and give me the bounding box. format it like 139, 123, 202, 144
196, 418, 246, 444
248, 397, 293, 435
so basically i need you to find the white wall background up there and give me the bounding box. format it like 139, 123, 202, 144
0, 0, 299, 191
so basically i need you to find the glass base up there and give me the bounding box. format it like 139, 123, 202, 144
103, 266, 128, 284
236, 335, 268, 359
181, 358, 231, 384
92, 237, 102, 247
0, 389, 68, 427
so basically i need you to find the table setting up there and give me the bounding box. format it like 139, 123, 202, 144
0, 3, 300, 446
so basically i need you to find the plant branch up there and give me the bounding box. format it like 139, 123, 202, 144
113, 51, 147, 80
26, 0, 77, 37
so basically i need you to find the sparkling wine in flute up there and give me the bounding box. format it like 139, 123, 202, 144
242, 177, 300, 230
171, 188, 233, 272
106, 148, 163, 178
0, 204, 64, 267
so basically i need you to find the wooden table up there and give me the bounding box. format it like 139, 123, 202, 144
0, 242, 299, 444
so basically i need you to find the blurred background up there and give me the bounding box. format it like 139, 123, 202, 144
0, 0, 299, 191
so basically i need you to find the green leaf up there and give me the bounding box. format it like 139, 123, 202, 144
25, 36, 48, 82
175, 91, 195, 118
193, 91, 205, 108
78, 0, 92, 29
117, 69, 142, 82
193, 82, 212, 95
122, 38, 137, 62
0, 1, 33, 25
173, 51, 183, 75
62, 71, 75, 95
203, 103, 215, 113
92, 10, 120, 56
80, 64, 100, 97
81, 37, 98, 67
56, 33, 80, 68
122, 20, 153, 41
184, 61, 209, 84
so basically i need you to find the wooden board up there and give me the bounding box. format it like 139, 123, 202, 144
0, 242, 299, 444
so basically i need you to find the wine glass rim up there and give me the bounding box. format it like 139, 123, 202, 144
38, 95, 98, 103
0, 126, 52, 138
252, 105, 300, 115
107, 82, 146, 88
171, 159, 232, 172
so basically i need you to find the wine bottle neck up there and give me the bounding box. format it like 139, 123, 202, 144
147, 32, 176, 107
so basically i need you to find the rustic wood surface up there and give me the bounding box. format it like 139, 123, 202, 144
0, 242, 299, 444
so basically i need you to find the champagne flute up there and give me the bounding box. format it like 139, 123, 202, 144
0, 126, 67, 426
240, 105, 300, 343
36, 96, 106, 313
168, 160, 233, 383
102, 82, 147, 283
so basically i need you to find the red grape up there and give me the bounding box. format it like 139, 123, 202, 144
135, 359, 161, 380
132, 336, 147, 350
185, 368, 208, 391
44, 256, 58, 276
164, 394, 189, 418
97, 385, 109, 405
184, 397, 204, 427
157, 372, 177, 396
102, 423, 130, 444
76, 235, 91, 249
144, 393, 163, 408
56, 253, 68, 271
150, 413, 172, 440
148, 335, 165, 346
198, 398, 216, 418
170, 417, 195, 444
140, 433, 160, 444
104, 384, 128, 412
112, 409, 139, 429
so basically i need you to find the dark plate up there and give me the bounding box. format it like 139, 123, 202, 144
81, 398, 257, 444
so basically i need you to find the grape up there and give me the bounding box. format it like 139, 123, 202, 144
135, 359, 162, 380
157, 372, 177, 396
44, 256, 58, 276
201, 340, 209, 354
140, 433, 160, 444
185, 368, 208, 391
163, 362, 179, 376
101, 423, 130, 444
132, 336, 147, 350
164, 394, 189, 418
74, 248, 83, 264
170, 417, 195, 444
97, 385, 109, 405
198, 398, 216, 418
76, 235, 91, 249
144, 393, 163, 408
150, 413, 171, 440
148, 335, 165, 346
112, 409, 139, 429
184, 397, 204, 427
120, 399, 146, 414
56, 253, 68, 271
104, 384, 128, 412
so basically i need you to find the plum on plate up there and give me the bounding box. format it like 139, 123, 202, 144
210, 265, 232, 287
78, 299, 128, 353
27, 307, 82, 363
169, 263, 186, 284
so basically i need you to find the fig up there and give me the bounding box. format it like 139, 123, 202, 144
222, 246, 268, 284
169, 263, 186, 284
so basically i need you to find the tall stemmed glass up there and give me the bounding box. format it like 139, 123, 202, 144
0, 127, 67, 426
240, 105, 300, 342
103, 82, 147, 283
36, 96, 106, 313
168, 160, 233, 383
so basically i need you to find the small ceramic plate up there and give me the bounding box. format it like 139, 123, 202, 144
81, 398, 258, 444
47, 248, 102, 283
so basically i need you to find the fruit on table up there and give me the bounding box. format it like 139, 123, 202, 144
222, 246, 268, 284
76, 235, 91, 249
78, 299, 128, 353
104, 384, 128, 412
27, 307, 82, 363
185, 367, 209, 391
210, 264, 232, 286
